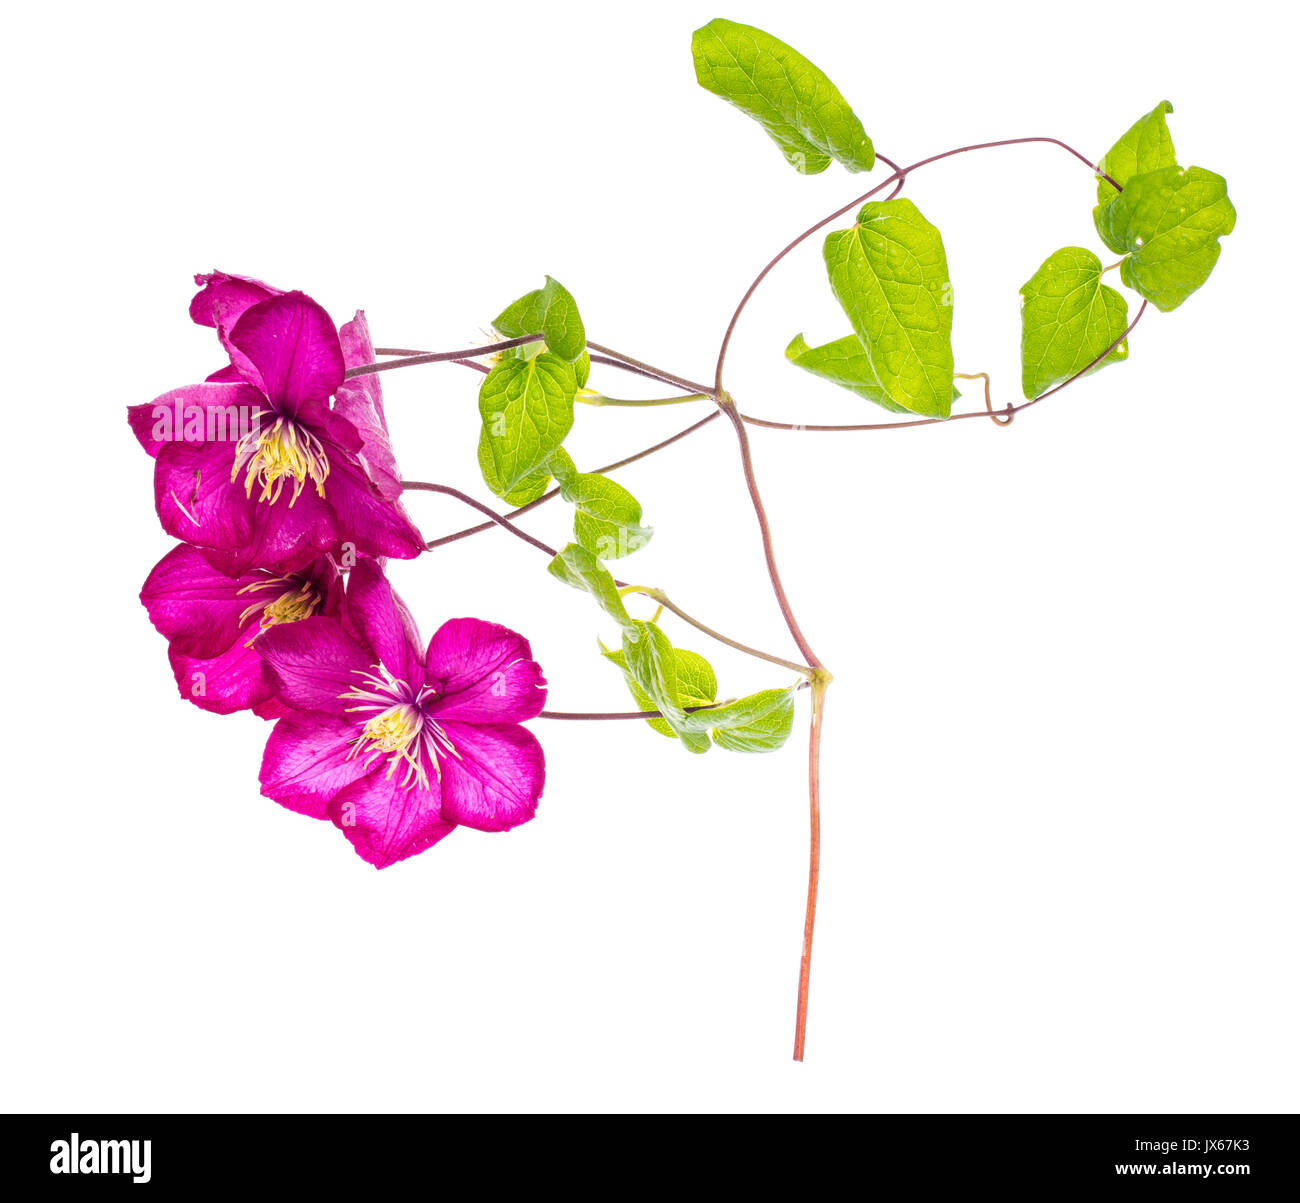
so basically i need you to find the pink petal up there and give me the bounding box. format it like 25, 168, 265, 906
425, 618, 547, 723
253, 696, 289, 721
168, 637, 273, 716
260, 712, 372, 818
128, 380, 264, 459
140, 543, 260, 659
256, 616, 373, 716
224, 292, 344, 415
334, 311, 403, 501
325, 456, 425, 563
153, 439, 336, 576
435, 721, 544, 832
189, 271, 281, 329
340, 557, 424, 685
327, 769, 456, 868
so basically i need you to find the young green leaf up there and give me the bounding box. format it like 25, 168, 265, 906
785, 332, 960, 414
478, 452, 552, 507
603, 624, 795, 753
691, 18, 874, 175
691, 687, 796, 752
1095, 100, 1178, 209
547, 543, 639, 637
1019, 247, 1130, 400
493, 276, 586, 363
1095, 166, 1236, 312
602, 643, 717, 739
549, 449, 653, 559
477, 353, 578, 495
823, 199, 956, 418
619, 621, 712, 753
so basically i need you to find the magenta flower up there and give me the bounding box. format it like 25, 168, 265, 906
128, 278, 422, 575
141, 544, 344, 717
256, 559, 547, 868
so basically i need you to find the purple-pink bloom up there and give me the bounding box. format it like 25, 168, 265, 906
187, 272, 402, 501
141, 544, 344, 717
256, 559, 547, 868
128, 277, 423, 575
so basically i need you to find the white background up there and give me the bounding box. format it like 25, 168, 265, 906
3, 0, 1294, 1113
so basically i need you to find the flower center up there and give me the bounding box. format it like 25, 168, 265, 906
360, 703, 422, 754
231, 416, 329, 506
237, 577, 322, 646
340, 665, 460, 791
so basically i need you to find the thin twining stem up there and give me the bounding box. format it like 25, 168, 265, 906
381, 344, 674, 391
400, 481, 559, 559
619, 586, 813, 679
543, 681, 809, 722
792, 675, 829, 1061
346, 335, 542, 378
876, 152, 907, 202
370, 339, 713, 399
586, 341, 716, 397
713, 134, 1121, 395
954, 371, 1013, 426
714, 398, 824, 671
578, 391, 709, 408
541, 703, 719, 721
742, 302, 1148, 433
587, 352, 693, 388
403, 477, 804, 678
422, 412, 722, 552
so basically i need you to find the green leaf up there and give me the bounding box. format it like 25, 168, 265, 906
691, 18, 873, 175
477, 353, 577, 495
493, 276, 586, 363
547, 543, 638, 637
619, 621, 712, 753
602, 643, 717, 739
694, 688, 796, 752
549, 449, 653, 559
1019, 247, 1130, 400
1096, 100, 1177, 209
823, 199, 956, 418
1095, 166, 1236, 312
785, 332, 960, 415
479, 455, 552, 507
603, 624, 796, 753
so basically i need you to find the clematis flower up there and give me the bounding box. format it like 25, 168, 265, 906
188, 271, 404, 502
256, 558, 547, 868
128, 280, 423, 575
140, 544, 344, 717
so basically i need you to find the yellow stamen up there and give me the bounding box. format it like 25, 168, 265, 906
350, 702, 428, 788
237, 578, 322, 646
231, 416, 330, 506
361, 704, 421, 754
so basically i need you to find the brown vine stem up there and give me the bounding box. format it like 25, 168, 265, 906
794, 675, 829, 1061
620, 586, 813, 679
345, 334, 542, 378
709, 134, 1117, 1062
713, 393, 829, 1064
586, 341, 715, 397
541, 702, 722, 721
955, 371, 1013, 426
